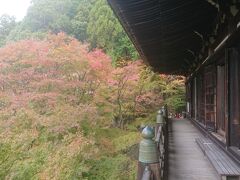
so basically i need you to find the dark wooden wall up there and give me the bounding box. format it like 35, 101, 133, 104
228, 48, 240, 148
187, 48, 240, 149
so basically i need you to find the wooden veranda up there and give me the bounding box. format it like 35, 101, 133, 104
107, 0, 240, 179
168, 118, 219, 180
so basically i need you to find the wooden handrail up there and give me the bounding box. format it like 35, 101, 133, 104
137, 106, 169, 180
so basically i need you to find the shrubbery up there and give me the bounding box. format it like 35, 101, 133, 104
0, 33, 185, 179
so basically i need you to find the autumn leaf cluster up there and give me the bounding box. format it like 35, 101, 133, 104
0, 33, 185, 179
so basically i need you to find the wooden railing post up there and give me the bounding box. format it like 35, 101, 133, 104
155, 108, 166, 179
161, 105, 168, 120
162, 105, 169, 179
137, 106, 169, 180
137, 126, 161, 180
156, 110, 164, 137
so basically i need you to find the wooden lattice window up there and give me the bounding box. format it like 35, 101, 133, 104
204, 65, 216, 131
197, 73, 205, 124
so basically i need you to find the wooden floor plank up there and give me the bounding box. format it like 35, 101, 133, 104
196, 136, 240, 177
204, 141, 240, 175
207, 149, 230, 175
209, 146, 240, 174
168, 119, 219, 180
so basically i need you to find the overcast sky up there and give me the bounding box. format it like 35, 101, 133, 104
0, 0, 32, 21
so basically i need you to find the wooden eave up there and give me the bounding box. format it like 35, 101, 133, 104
107, 0, 221, 75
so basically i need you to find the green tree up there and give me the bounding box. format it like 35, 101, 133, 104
87, 0, 138, 63
161, 76, 186, 113
7, 0, 94, 42
23, 0, 76, 33
71, 0, 95, 41
7, 22, 46, 42
0, 14, 16, 46
5, 0, 139, 63
7, 0, 81, 42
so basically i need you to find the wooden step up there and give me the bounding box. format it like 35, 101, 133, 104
196, 137, 240, 180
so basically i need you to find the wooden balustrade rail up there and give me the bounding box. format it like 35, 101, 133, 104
137, 106, 169, 180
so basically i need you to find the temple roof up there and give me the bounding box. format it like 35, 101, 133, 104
107, 0, 218, 75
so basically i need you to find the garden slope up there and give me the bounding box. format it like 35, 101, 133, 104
0, 33, 141, 179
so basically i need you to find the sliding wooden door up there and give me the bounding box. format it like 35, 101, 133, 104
197, 73, 205, 124
228, 48, 240, 148
204, 65, 216, 131
216, 64, 226, 136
